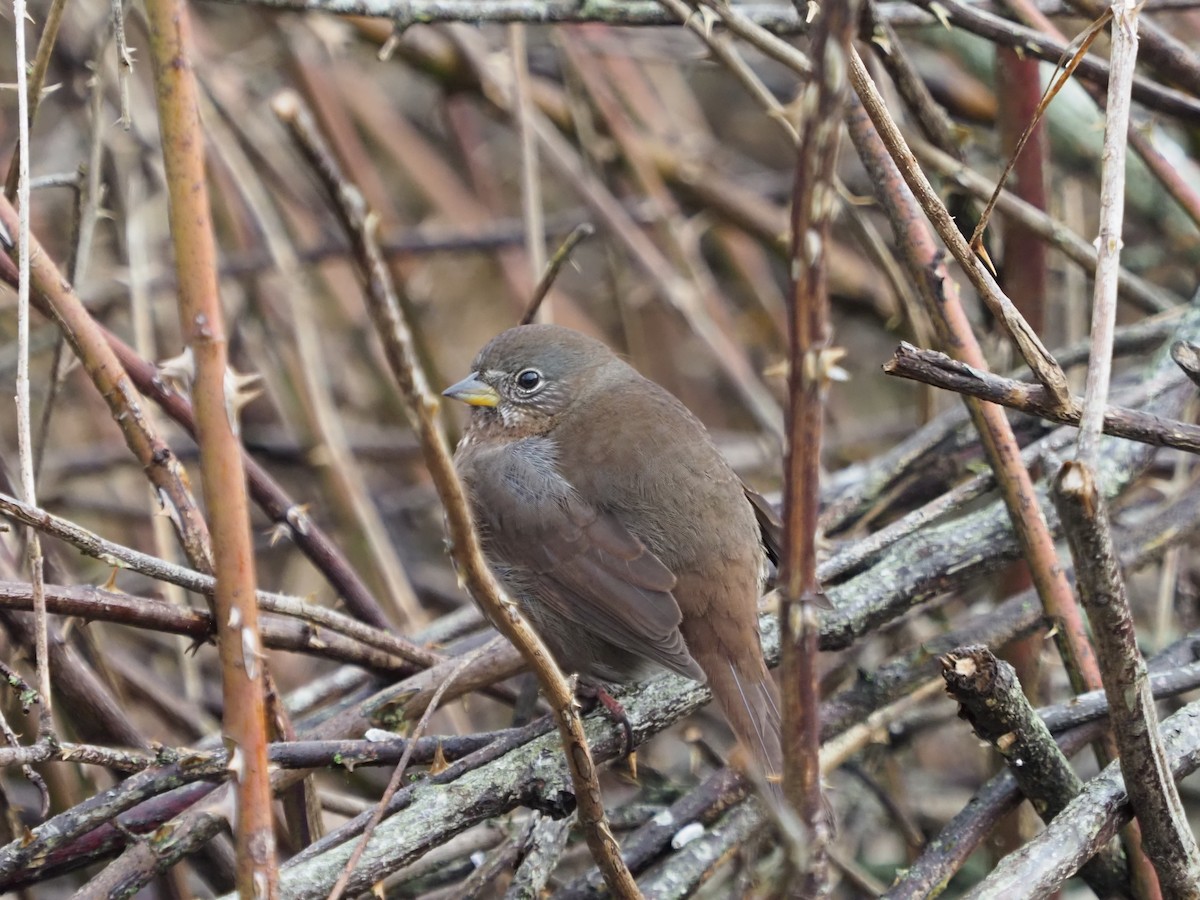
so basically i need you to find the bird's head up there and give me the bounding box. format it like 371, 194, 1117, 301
443, 324, 619, 433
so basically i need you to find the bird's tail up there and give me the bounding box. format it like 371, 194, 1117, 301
702, 651, 784, 800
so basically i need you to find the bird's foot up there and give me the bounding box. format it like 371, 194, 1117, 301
577, 682, 635, 757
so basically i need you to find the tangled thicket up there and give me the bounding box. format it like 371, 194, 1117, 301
1, 0, 1200, 897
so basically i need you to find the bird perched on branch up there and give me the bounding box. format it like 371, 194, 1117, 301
444, 323, 782, 792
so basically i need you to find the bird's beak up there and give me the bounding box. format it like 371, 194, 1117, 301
443, 373, 500, 408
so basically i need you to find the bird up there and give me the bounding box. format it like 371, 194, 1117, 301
443, 323, 783, 791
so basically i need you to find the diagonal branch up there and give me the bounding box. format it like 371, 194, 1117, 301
1053, 464, 1200, 894
272, 89, 641, 899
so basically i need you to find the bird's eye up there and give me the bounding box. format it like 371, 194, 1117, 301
515, 369, 543, 392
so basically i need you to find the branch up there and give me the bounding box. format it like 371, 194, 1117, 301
197, 0, 1200, 28
1053, 464, 1200, 893
778, 0, 859, 883
272, 89, 641, 898
964, 701, 1200, 897
941, 646, 1129, 896
0, 200, 213, 573
143, 0, 275, 888
883, 342, 1200, 454
1077, 0, 1142, 464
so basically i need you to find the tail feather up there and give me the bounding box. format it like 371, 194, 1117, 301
703, 652, 784, 800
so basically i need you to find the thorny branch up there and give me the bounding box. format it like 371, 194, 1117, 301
5, 1, 1200, 896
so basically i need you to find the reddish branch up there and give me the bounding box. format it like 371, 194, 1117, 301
844, 79, 1104, 702
143, 0, 276, 891
104, 327, 403, 636
0, 202, 212, 573
780, 0, 859, 886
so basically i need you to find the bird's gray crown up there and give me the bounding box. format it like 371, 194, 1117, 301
471, 324, 617, 376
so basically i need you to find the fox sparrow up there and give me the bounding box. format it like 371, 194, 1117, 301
444, 324, 782, 787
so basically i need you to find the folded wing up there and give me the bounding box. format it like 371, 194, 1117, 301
466, 440, 705, 683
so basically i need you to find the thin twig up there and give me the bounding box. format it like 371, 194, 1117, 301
967, 11, 1110, 258
110, 0, 134, 128
124, 166, 205, 706
509, 23, 547, 307
4, 0, 68, 198
695, 0, 812, 75
912, 137, 1177, 314
1062, 0, 1200, 97
1001, 0, 1200, 232
0, 661, 52, 816
72, 42, 111, 290
11, 0, 51, 724
864, 0, 962, 161
1077, 0, 1140, 465
659, 0, 798, 143
328, 641, 493, 900
883, 342, 1200, 454
519, 223, 595, 325
273, 89, 642, 899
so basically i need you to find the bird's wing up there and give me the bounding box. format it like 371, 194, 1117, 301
743, 482, 783, 566
741, 481, 833, 609
465, 441, 705, 682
